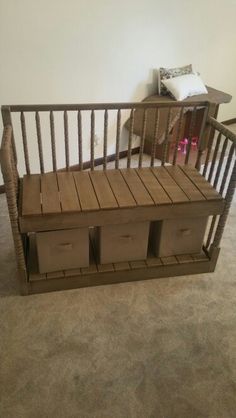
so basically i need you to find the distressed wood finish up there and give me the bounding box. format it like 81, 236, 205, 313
115, 109, 121, 169
165, 166, 205, 201
20, 112, 30, 174
202, 132, 215, 178
41, 173, 61, 214
35, 112, 44, 173
27, 249, 219, 295
73, 171, 99, 211
20, 166, 224, 234
28, 234, 47, 282
127, 109, 134, 168
89, 170, 118, 209
172, 107, 184, 166
49, 111, 57, 171
195, 105, 210, 170
64, 111, 70, 171
161, 107, 172, 166
1, 106, 18, 164
77, 110, 83, 171
208, 132, 222, 183
204, 117, 236, 250
57, 172, 80, 212
105, 169, 136, 208
90, 110, 95, 170
180, 165, 222, 200
151, 166, 188, 203
185, 106, 197, 165
19, 199, 225, 233
4, 100, 215, 177
103, 109, 108, 169
150, 109, 160, 167
135, 168, 171, 205
22, 175, 41, 216
120, 168, 154, 206
219, 142, 235, 196
7, 100, 210, 112
212, 158, 236, 248
213, 137, 228, 189
0, 127, 28, 294
20, 166, 224, 217
1, 102, 235, 295
205, 215, 219, 249
139, 109, 147, 168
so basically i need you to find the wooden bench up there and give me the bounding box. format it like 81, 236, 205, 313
1, 101, 235, 295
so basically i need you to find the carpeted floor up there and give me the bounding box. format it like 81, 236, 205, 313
0, 191, 236, 418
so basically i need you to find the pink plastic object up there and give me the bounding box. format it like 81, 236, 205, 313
179, 137, 199, 154
179, 138, 189, 154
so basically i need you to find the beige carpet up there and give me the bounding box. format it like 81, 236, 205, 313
0, 190, 236, 418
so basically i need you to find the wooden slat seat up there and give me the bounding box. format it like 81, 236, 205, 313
20, 165, 224, 233
41, 172, 61, 214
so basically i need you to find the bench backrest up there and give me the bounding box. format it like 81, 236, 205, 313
1, 101, 212, 174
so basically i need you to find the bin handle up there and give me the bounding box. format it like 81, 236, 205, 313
119, 235, 133, 241
57, 242, 73, 251
180, 229, 191, 236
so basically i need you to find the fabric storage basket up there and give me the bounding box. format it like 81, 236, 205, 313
95, 222, 150, 264
36, 228, 89, 273
152, 217, 208, 257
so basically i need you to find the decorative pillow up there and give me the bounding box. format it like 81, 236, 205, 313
162, 74, 208, 101
159, 64, 193, 95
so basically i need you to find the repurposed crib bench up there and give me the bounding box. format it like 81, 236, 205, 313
1, 101, 235, 295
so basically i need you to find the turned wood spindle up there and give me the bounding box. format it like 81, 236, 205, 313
115, 109, 121, 169
35, 112, 44, 174
103, 109, 108, 170
127, 109, 134, 169
161, 107, 172, 166
185, 106, 197, 165
50, 111, 57, 171
90, 110, 95, 170
64, 110, 70, 171
77, 110, 83, 171
150, 109, 160, 167
20, 112, 30, 175
138, 108, 147, 168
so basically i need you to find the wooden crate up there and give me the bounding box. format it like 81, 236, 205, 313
36, 228, 89, 273
152, 217, 208, 258
95, 222, 150, 264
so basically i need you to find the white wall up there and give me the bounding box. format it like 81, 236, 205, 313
1, 0, 236, 183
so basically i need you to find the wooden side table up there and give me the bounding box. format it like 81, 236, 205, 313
125, 86, 232, 162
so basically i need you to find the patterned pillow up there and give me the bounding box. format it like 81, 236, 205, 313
159, 64, 193, 96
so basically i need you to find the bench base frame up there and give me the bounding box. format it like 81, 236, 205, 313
19, 247, 220, 296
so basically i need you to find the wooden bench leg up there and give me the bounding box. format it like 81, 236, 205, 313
18, 268, 29, 295
208, 245, 221, 272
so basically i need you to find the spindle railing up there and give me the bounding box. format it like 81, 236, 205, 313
2, 101, 211, 175
201, 116, 236, 252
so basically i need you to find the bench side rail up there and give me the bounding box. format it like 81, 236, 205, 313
202, 116, 236, 252
0, 125, 28, 291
